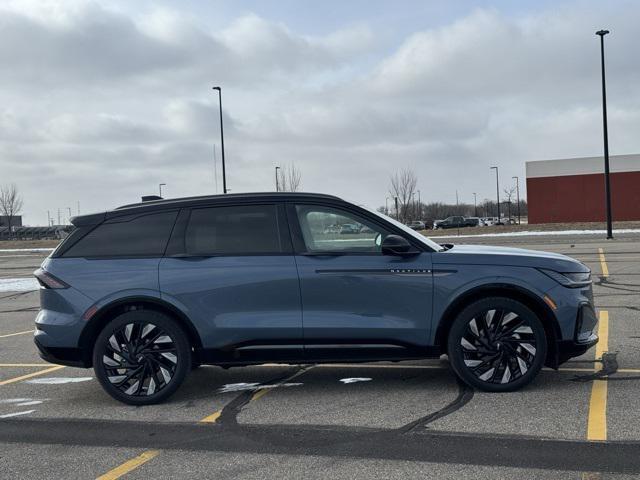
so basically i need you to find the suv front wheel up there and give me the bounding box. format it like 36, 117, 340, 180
93, 310, 191, 405
447, 297, 547, 392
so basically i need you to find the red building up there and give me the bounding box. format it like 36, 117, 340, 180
526, 154, 640, 224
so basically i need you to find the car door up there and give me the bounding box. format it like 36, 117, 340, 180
288, 203, 434, 361
159, 203, 302, 363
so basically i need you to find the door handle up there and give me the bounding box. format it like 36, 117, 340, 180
170, 253, 211, 261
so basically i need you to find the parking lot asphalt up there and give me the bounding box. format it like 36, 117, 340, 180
1, 234, 639, 479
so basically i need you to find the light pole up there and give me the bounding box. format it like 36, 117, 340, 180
596, 30, 613, 239
67, 207, 72, 224
412, 192, 417, 220
417, 190, 421, 219
275, 166, 281, 192
212, 86, 228, 194
213, 144, 218, 194
472, 192, 477, 217
385, 197, 390, 215
47, 210, 51, 227
490, 167, 500, 223
159, 183, 166, 198
512, 176, 521, 225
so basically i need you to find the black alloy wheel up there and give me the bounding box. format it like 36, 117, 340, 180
93, 311, 191, 405
448, 297, 547, 392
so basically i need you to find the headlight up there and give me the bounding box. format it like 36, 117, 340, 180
538, 268, 592, 288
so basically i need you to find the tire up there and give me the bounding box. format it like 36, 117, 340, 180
447, 297, 547, 392
93, 310, 191, 405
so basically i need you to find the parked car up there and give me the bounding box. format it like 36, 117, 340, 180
464, 217, 482, 227
433, 216, 467, 229
340, 223, 360, 234
323, 225, 340, 234
407, 221, 426, 230
34, 192, 597, 404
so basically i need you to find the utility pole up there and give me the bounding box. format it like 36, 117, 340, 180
394, 197, 399, 221
57, 209, 61, 226
159, 183, 166, 198
77, 201, 80, 216
67, 207, 72, 224
472, 192, 478, 217
47, 210, 51, 227
212, 86, 227, 194
512, 176, 521, 225
490, 167, 501, 223
275, 166, 281, 192
596, 29, 613, 239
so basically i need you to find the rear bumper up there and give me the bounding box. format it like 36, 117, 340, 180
34, 337, 89, 368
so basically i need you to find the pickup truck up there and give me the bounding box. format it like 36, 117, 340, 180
433, 216, 481, 229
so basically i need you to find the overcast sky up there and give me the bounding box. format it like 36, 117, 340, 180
2, 0, 639, 225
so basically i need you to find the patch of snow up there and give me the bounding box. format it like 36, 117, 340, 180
0, 410, 35, 418
339, 377, 372, 384
218, 382, 303, 393
16, 400, 44, 406
433, 228, 640, 240
0, 278, 39, 292
0, 248, 54, 253
26, 377, 93, 384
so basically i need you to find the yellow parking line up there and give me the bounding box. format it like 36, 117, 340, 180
199, 410, 221, 423
598, 248, 609, 277
0, 330, 33, 339
587, 310, 609, 441
0, 363, 53, 367
0, 365, 65, 386
95, 450, 160, 480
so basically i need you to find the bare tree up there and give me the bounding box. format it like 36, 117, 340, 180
0, 184, 23, 237
503, 186, 516, 221
279, 163, 302, 192
388, 168, 417, 222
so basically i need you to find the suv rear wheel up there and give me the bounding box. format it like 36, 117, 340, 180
447, 297, 547, 392
93, 310, 191, 405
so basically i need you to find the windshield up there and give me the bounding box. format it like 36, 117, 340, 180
362, 206, 445, 252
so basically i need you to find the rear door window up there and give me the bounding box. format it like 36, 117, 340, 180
63, 211, 178, 258
184, 204, 284, 255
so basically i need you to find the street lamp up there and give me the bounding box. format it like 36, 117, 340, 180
596, 30, 613, 239
275, 166, 281, 192
385, 197, 390, 216
417, 190, 421, 219
212, 86, 228, 194
472, 192, 477, 217
512, 176, 521, 225
490, 167, 500, 223
159, 183, 166, 198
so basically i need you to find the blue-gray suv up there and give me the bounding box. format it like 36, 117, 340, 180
34, 193, 598, 404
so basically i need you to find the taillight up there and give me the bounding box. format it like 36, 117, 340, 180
34, 268, 69, 289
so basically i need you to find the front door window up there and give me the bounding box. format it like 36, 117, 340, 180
295, 205, 389, 253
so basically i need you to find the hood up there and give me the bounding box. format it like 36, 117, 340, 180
433, 244, 589, 272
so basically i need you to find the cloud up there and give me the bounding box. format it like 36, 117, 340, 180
1, 1, 640, 225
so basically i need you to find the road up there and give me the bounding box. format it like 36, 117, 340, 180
0, 234, 639, 479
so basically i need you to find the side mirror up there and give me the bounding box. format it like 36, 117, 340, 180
381, 235, 417, 256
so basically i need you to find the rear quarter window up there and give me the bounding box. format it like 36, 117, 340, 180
62, 211, 178, 258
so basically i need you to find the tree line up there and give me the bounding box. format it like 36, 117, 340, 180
384, 168, 527, 225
